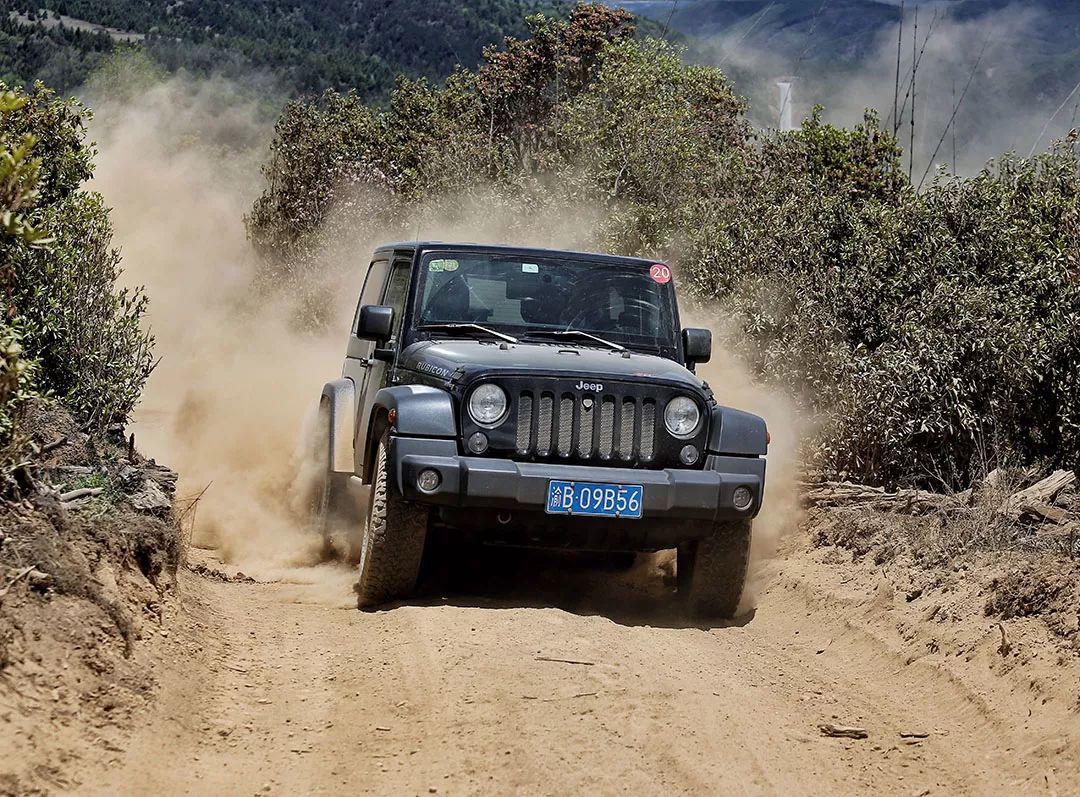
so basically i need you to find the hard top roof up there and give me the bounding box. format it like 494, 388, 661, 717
373, 241, 663, 267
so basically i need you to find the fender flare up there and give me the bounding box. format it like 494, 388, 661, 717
706, 405, 768, 457
321, 378, 356, 474
362, 385, 457, 481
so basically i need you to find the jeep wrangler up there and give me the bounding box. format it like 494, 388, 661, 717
312, 242, 768, 618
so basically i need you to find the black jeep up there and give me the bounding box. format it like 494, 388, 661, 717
312, 242, 768, 617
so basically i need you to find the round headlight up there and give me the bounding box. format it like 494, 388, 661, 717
468, 384, 508, 426
664, 396, 701, 438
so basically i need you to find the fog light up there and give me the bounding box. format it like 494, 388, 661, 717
417, 469, 441, 494
679, 444, 699, 466
733, 486, 753, 511
467, 431, 489, 454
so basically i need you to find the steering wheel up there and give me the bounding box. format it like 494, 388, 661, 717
565, 307, 608, 331
565, 298, 657, 332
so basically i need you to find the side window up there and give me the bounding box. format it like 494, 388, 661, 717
381, 261, 412, 338
353, 258, 390, 333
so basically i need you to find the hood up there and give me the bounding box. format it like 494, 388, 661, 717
399, 339, 706, 392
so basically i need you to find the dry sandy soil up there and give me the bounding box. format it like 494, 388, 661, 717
21, 524, 1074, 797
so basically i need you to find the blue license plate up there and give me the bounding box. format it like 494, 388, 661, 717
545, 480, 644, 519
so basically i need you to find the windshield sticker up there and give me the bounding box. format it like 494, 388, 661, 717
428, 259, 460, 273
521, 263, 539, 273
650, 264, 672, 284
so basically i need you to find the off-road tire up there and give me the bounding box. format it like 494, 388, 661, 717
308, 413, 336, 559
677, 519, 752, 619
311, 470, 350, 559
310, 410, 361, 561
355, 432, 429, 609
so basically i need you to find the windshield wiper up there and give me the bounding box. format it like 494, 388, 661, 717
525, 329, 625, 352
418, 323, 519, 344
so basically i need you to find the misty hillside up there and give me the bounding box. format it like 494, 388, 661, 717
613, 0, 1080, 98
615, 0, 1080, 64
611, 0, 1080, 174
0, 0, 560, 94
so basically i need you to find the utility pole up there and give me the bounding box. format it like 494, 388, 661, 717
776, 80, 795, 131
910, 6, 918, 181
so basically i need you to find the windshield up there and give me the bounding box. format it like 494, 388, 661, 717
410, 251, 680, 355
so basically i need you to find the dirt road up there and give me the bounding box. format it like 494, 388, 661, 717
78, 539, 1078, 796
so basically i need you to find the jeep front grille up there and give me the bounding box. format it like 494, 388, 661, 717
515, 389, 657, 464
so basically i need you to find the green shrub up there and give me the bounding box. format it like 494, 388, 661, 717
0, 88, 47, 462
7, 191, 153, 429
246, 4, 638, 274
0, 81, 154, 436
0, 321, 39, 466
683, 124, 1080, 487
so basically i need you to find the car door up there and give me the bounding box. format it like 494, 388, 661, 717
344, 257, 388, 471
350, 256, 413, 475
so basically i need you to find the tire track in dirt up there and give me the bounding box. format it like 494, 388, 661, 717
76, 543, 1077, 796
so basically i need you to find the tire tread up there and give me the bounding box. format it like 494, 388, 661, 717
355, 435, 428, 607
679, 519, 752, 619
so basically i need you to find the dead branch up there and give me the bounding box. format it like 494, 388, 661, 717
535, 656, 595, 666
1017, 503, 1069, 525
0, 566, 46, 598
39, 436, 69, 455
802, 481, 951, 514
819, 723, 868, 739
997, 623, 1011, 656
1003, 471, 1076, 519
59, 486, 105, 503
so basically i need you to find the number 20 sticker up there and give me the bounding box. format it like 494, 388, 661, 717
650, 263, 672, 284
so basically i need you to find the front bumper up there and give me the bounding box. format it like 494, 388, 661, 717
388, 436, 766, 522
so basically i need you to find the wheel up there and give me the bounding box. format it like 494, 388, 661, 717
307, 408, 336, 559
355, 431, 430, 608
309, 406, 361, 561
341, 484, 368, 565
677, 519, 752, 619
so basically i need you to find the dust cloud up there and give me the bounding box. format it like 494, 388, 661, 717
85, 74, 611, 582
87, 76, 351, 577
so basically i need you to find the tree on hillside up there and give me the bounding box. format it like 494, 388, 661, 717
0, 82, 154, 450
0, 88, 46, 461
477, 4, 636, 172
246, 4, 741, 265
2, 0, 570, 96
557, 37, 748, 251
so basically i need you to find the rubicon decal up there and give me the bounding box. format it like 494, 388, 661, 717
416, 361, 452, 378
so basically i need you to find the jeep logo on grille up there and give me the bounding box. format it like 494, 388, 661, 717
575, 381, 603, 392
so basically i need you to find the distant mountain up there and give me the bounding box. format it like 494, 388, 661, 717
609, 0, 1080, 172
612, 1, 1079, 71
0, 0, 561, 96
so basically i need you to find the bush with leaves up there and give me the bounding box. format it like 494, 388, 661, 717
0, 81, 154, 443
556, 37, 748, 252
0, 88, 46, 463
682, 121, 1080, 487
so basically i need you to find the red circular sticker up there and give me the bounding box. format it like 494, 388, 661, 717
650, 264, 672, 284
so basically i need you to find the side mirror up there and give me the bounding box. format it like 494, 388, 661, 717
683, 327, 712, 366
356, 305, 394, 341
